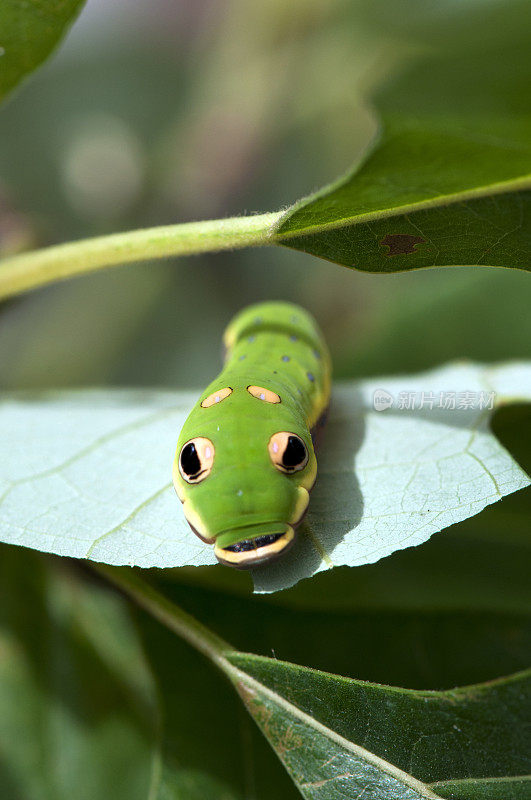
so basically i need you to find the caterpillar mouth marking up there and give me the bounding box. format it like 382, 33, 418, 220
223, 533, 283, 553
214, 526, 295, 568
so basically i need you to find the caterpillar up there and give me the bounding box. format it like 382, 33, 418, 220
173, 302, 331, 568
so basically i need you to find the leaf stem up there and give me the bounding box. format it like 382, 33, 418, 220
93, 564, 233, 672
0, 211, 282, 300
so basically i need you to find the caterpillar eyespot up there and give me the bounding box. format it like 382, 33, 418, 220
268, 432, 308, 473
201, 387, 232, 407
247, 385, 281, 404
173, 302, 331, 568
179, 437, 215, 484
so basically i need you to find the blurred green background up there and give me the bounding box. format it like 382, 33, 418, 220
0, 0, 529, 392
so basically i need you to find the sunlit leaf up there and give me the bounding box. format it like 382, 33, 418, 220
0, 362, 529, 592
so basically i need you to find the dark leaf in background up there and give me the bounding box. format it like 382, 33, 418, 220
0, 1, 86, 104
0, 547, 155, 799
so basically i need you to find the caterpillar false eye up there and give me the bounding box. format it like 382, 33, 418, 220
174, 302, 331, 568
247, 385, 281, 404
201, 387, 232, 407
179, 437, 215, 483
269, 432, 308, 473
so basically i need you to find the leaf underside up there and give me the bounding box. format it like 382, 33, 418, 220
0, 362, 529, 593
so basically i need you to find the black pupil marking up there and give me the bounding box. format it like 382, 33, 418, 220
181, 442, 201, 477
282, 436, 306, 470
224, 533, 283, 553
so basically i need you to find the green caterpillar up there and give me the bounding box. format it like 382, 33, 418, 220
173, 302, 331, 568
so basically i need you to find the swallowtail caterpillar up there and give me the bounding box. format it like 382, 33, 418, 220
173, 302, 331, 568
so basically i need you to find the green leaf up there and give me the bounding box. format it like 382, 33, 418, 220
277, 0, 531, 272
0, 362, 530, 592
231, 654, 530, 787
103, 567, 531, 800
234, 677, 442, 800
277, 151, 530, 273
0, 0, 86, 104
431, 776, 531, 800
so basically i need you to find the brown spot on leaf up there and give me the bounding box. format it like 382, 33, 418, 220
380, 233, 426, 256
236, 681, 303, 754
271, 722, 303, 756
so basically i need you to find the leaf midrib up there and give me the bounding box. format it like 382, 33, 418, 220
229, 664, 444, 800
275, 175, 531, 240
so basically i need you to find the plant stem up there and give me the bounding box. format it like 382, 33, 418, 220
0, 211, 282, 300
94, 563, 233, 673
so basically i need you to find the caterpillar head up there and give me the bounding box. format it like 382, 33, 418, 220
173, 382, 316, 568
